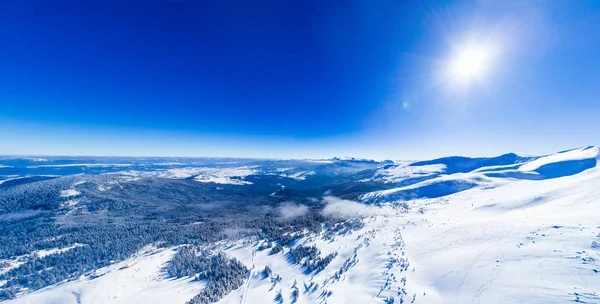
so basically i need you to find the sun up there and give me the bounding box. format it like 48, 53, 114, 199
449, 44, 491, 82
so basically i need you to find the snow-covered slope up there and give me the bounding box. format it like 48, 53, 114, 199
364, 146, 599, 204
223, 160, 600, 303
9, 248, 204, 304
6, 146, 600, 304
399, 163, 600, 303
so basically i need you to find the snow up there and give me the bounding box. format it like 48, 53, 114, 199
471, 163, 524, 173
193, 167, 257, 185
280, 171, 316, 181
361, 173, 485, 204
218, 213, 423, 304
220, 148, 600, 304
398, 166, 600, 303
26, 164, 133, 168
331, 157, 390, 163
59, 182, 86, 201
135, 166, 258, 185
27, 158, 48, 162
0, 210, 45, 222
62, 200, 79, 207
220, 164, 600, 303
304, 159, 334, 164
35, 244, 85, 258
157, 167, 204, 179
60, 189, 81, 197
264, 168, 316, 180
194, 176, 251, 185
519, 146, 599, 172
6, 147, 600, 303
10, 248, 205, 304
152, 162, 183, 166
97, 185, 110, 192
1, 245, 84, 276
370, 163, 446, 183
0, 177, 19, 185
1, 260, 26, 277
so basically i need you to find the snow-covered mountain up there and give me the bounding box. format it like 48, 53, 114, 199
1, 147, 599, 303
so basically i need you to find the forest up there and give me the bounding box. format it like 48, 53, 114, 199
0, 166, 378, 302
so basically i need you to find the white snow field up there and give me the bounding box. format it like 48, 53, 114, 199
398, 165, 600, 303
115, 166, 316, 185
151, 166, 259, 184
9, 147, 600, 303
9, 248, 205, 304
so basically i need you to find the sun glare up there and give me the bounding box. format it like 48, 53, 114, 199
450, 44, 491, 82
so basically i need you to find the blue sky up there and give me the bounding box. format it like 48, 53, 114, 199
1, 0, 599, 159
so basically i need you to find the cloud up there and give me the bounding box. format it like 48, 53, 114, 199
321, 196, 387, 218
222, 227, 254, 239
277, 202, 309, 219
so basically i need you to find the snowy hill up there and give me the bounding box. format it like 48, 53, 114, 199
362, 146, 599, 204
2, 147, 599, 303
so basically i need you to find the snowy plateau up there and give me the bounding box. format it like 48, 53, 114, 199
0, 146, 599, 304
